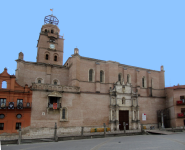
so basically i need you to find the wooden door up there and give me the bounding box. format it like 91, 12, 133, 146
119, 110, 129, 130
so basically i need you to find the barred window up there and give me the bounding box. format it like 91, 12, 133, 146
62, 109, 65, 119
89, 69, 93, 82
100, 70, 104, 83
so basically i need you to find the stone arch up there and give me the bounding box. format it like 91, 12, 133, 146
52, 78, 60, 85
35, 77, 44, 84
53, 53, 59, 62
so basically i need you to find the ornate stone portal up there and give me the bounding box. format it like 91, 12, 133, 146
109, 81, 140, 130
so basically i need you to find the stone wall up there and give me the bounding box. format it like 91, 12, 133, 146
31, 91, 110, 128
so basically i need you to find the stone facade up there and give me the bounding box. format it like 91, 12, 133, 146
13, 15, 167, 134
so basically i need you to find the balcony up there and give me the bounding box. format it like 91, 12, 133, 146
48, 103, 61, 109
177, 113, 185, 118
176, 100, 185, 105
0, 102, 32, 110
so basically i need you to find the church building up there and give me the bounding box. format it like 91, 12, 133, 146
14, 14, 166, 134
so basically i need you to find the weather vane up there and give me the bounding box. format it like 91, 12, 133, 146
50, 8, 53, 15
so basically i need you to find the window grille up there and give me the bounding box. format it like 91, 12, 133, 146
38, 80, 41, 83
54, 81, 57, 85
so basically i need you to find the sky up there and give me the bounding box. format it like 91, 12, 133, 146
0, 0, 184, 87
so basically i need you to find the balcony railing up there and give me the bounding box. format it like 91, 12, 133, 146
0, 102, 32, 109
48, 103, 61, 109
176, 101, 185, 105
177, 113, 185, 118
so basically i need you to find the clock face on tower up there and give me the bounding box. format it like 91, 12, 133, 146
50, 44, 55, 49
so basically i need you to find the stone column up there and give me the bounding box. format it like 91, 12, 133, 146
116, 105, 119, 130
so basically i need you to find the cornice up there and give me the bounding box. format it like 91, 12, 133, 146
15, 59, 68, 69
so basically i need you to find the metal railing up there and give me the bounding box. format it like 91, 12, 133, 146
48, 103, 61, 109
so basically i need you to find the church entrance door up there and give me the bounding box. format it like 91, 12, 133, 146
119, 110, 129, 130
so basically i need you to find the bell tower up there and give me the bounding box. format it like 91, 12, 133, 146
36, 15, 64, 65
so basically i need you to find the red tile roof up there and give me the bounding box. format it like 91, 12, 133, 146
165, 85, 185, 90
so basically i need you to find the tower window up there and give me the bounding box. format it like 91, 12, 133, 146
46, 54, 49, 60
100, 70, 104, 83
45, 29, 47, 32
54, 56, 57, 61
51, 29, 54, 33
118, 74, 121, 82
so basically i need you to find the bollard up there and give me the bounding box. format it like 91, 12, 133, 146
18, 125, 21, 145
141, 124, 144, 133
81, 127, 84, 136
103, 123, 106, 137
54, 122, 58, 142
123, 122, 126, 133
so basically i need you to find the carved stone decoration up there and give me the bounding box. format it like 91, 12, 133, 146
109, 79, 140, 130
48, 91, 62, 97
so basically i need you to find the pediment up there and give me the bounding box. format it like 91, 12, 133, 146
48, 91, 62, 97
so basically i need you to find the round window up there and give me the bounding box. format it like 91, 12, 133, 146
16, 114, 22, 119
0, 114, 5, 119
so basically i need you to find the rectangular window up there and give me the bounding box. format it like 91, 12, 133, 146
0, 98, 6, 108
181, 108, 185, 115
17, 99, 23, 106
0, 123, 4, 130
180, 96, 184, 103
16, 122, 21, 130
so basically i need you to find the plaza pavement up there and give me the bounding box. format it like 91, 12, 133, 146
2, 132, 185, 150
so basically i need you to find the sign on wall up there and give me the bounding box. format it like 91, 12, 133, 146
142, 113, 146, 121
